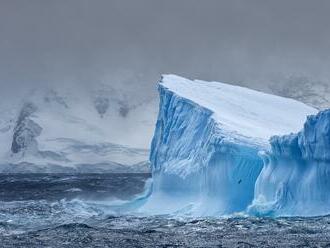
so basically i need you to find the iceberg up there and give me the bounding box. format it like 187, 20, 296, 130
250, 109, 330, 216
142, 74, 320, 216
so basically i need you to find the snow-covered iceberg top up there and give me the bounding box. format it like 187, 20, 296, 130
160, 74, 316, 145
141, 74, 325, 217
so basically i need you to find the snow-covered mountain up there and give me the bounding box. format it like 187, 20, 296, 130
238, 75, 330, 110
141, 75, 328, 217
0, 83, 157, 173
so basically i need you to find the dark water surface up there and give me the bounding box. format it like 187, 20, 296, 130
0, 173, 329, 248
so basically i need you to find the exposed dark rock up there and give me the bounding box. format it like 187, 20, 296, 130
94, 96, 110, 118
11, 103, 42, 154
44, 90, 69, 108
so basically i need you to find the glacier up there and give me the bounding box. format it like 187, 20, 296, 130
141, 74, 329, 217
0, 83, 156, 173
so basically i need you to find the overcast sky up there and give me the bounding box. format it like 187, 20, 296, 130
1, 0, 330, 95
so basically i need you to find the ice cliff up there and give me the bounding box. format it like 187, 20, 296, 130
251, 109, 330, 216
142, 75, 323, 216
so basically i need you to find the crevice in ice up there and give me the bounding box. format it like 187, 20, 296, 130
250, 110, 330, 216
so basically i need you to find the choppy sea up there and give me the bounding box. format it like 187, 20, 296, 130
0, 173, 329, 248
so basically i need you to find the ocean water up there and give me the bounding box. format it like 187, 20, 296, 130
0, 173, 329, 248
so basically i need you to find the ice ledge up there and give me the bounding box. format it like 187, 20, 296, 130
250, 109, 330, 216
160, 74, 317, 143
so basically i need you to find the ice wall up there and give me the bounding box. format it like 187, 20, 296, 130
147, 85, 263, 215
142, 75, 316, 216
250, 109, 330, 216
